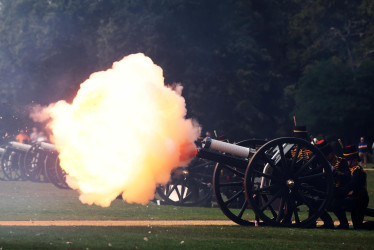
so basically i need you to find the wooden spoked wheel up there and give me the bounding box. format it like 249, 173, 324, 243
157, 158, 215, 206
213, 139, 266, 226
1, 150, 23, 181
44, 153, 69, 189
23, 144, 47, 182
244, 137, 333, 227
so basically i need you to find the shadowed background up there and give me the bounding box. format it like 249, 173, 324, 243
0, 0, 373, 146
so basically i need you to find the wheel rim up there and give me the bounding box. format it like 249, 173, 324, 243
244, 137, 333, 227
213, 139, 266, 226
157, 158, 214, 206
1, 150, 22, 181
44, 153, 69, 189
23, 144, 47, 182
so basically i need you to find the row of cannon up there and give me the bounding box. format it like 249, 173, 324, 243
1, 137, 371, 228
0, 141, 69, 189
0, 140, 216, 207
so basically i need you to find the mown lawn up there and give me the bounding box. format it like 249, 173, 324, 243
0, 169, 373, 249
0, 180, 227, 221
0, 224, 373, 249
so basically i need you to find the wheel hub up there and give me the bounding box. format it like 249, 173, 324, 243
286, 179, 295, 189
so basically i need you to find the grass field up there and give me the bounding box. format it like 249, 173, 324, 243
0, 169, 373, 249
1, 225, 373, 249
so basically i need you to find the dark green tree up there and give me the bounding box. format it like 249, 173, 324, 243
289, 0, 374, 142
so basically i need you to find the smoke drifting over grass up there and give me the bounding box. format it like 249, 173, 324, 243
31, 53, 199, 207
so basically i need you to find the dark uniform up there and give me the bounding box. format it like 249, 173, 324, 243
315, 139, 348, 228
330, 156, 352, 228
343, 145, 369, 229
291, 126, 313, 163
315, 139, 351, 229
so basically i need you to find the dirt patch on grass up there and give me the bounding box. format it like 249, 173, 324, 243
0, 220, 354, 227
0, 220, 236, 226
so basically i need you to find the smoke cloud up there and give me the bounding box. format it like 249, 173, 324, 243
31, 53, 200, 207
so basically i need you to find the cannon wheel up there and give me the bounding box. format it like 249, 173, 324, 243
1, 150, 23, 181
23, 144, 48, 182
44, 153, 69, 189
213, 139, 267, 226
156, 158, 215, 206
244, 137, 333, 227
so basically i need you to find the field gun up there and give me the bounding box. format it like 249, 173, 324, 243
0, 141, 68, 189
196, 137, 334, 228
156, 157, 216, 207
23, 142, 68, 189
0, 141, 32, 180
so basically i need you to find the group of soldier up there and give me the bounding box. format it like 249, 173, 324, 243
292, 125, 370, 230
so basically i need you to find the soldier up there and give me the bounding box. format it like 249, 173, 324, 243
292, 125, 308, 140
291, 125, 313, 161
343, 145, 369, 229
15, 129, 30, 144
315, 139, 351, 229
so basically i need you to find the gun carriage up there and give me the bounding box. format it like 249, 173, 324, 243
23, 142, 69, 189
156, 157, 216, 206
40, 142, 69, 189
0, 141, 32, 181
0, 141, 68, 189
197, 137, 334, 228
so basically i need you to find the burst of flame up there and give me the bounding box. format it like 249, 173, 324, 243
31, 53, 199, 207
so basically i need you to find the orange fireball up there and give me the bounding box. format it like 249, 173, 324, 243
32, 53, 199, 207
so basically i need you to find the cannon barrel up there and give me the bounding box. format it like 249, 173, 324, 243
0, 147, 5, 159
197, 137, 254, 168
39, 142, 57, 152
202, 137, 256, 158
8, 141, 32, 151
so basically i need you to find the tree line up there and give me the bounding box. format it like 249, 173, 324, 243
0, 0, 373, 145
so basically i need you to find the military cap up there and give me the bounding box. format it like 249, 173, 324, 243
315, 139, 333, 156
343, 145, 359, 161
293, 125, 308, 140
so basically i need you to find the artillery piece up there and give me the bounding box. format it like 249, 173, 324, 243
0, 141, 32, 181
156, 157, 216, 206
23, 142, 52, 182
197, 137, 334, 228
23, 142, 69, 188
0, 141, 68, 189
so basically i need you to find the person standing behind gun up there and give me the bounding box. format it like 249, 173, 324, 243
37, 131, 48, 143
15, 130, 30, 144
358, 137, 368, 168
343, 145, 369, 229
315, 139, 351, 229
30, 127, 39, 144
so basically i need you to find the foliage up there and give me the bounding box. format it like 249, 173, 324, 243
289, 0, 374, 143
0, 0, 373, 142
294, 59, 374, 143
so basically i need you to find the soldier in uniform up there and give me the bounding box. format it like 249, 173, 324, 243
291, 125, 313, 161
343, 145, 369, 229
315, 139, 351, 229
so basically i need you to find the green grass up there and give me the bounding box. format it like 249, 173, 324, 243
0, 171, 373, 249
0, 225, 373, 249
0, 181, 226, 221
366, 170, 374, 208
